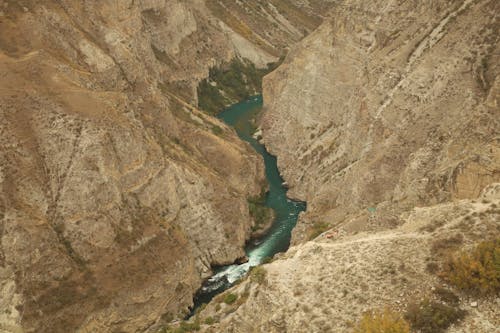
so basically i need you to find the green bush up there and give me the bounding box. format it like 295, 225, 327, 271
249, 266, 267, 284
160, 318, 201, 333
211, 125, 224, 136
248, 191, 273, 231
439, 238, 500, 295
308, 221, 330, 240
405, 299, 466, 333
197, 58, 280, 115
204, 316, 215, 325
353, 308, 410, 333
178, 321, 200, 332
197, 79, 227, 115
223, 293, 238, 305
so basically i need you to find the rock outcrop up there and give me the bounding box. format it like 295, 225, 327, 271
0, 0, 333, 332
261, 0, 499, 243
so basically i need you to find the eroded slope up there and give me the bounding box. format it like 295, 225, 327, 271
261, 0, 499, 242
197, 184, 499, 332
0, 0, 330, 332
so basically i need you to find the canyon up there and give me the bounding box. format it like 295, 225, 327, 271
193, 0, 499, 332
0, 0, 499, 332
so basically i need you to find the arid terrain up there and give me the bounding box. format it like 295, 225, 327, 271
192, 0, 499, 332
0, 0, 334, 332
0, 0, 498, 332
196, 184, 499, 332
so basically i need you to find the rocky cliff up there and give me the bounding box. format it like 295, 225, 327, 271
261, 0, 499, 243
0, 1, 332, 332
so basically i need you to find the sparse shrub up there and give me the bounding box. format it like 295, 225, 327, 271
353, 308, 410, 333
194, 303, 206, 316
249, 266, 267, 284
235, 291, 249, 306
223, 293, 238, 305
308, 221, 330, 240
204, 316, 215, 325
405, 299, 466, 333
433, 287, 459, 306
262, 256, 273, 264
213, 293, 224, 304
178, 320, 201, 332
431, 233, 464, 256
211, 125, 223, 136
161, 311, 174, 323
248, 193, 273, 231
293, 287, 303, 297
426, 262, 439, 274
439, 238, 500, 295
224, 306, 237, 315
301, 304, 311, 313
420, 218, 446, 232
161, 318, 201, 333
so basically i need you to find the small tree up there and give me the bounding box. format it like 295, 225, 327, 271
440, 238, 500, 295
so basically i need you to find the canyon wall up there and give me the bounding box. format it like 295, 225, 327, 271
0, 0, 333, 332
261, 0, 499, 243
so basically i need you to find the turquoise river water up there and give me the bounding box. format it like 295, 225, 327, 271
190, 95, 306, 310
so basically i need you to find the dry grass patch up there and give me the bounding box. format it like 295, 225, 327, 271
353, 308, 410, 333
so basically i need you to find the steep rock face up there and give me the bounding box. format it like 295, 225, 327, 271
261, 0, 499, 243
0, 0, 331, 332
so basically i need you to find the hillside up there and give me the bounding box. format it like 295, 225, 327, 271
0, 0, 332, 332
196, 185, 499, 332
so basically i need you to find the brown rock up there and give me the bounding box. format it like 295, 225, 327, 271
261, 0, 500, 243
0, 0, 334, 332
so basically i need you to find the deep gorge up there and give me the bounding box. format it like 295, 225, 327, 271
190, 95, 306, 312
2, 1, 498, 332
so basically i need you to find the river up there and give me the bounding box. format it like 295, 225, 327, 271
190, 95, 306, 311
